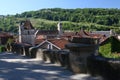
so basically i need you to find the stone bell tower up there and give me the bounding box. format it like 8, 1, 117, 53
18, 19, 38, 46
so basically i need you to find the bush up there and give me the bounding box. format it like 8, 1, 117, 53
99, 36, 120, 59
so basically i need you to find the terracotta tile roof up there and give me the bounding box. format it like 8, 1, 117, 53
63, 30, 90, 38
35, 29, 109, 46
63, 31, 75, 36
88, 33, 108, 44
48, 38, 69, 49
63, 30, 108, 44
36, 35, 46, 40
91, 31, 112, 38
35, 39, 45, 45
77, 30, 90, 37
37, 30, 58, 35
88, 34, 103, 38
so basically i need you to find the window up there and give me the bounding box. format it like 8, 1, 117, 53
47, 44, 53, 49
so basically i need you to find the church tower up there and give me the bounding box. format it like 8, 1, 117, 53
18, 19, 38, 46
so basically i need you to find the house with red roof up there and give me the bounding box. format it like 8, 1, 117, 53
36, 38, 69, 50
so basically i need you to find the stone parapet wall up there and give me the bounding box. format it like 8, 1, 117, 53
87, 55, 120, 80
66, 37, 99, 73
29, 48, 71, 69
11, 44, 71, 69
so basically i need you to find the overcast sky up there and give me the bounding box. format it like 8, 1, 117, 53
0, 0, 120, 15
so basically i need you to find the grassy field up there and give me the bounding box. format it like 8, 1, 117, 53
13, 17, 119, 32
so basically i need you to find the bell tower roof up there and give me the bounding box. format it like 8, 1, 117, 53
21, 19, 34, 30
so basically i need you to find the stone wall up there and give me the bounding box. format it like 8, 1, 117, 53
11, 45, 71, 69
87, 55, 120, 80
66, 37, 99, 73
36, 49, 70, 68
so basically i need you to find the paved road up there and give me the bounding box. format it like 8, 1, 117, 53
0, 52, 102, 80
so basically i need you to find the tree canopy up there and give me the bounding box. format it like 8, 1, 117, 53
0, 8, 120, 33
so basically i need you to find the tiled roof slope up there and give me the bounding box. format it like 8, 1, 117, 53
35, 39, 45, 45
37, 30, 58, 35
48, 38, 69, 49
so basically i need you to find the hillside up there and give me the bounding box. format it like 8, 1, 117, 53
0, 8, 120, 33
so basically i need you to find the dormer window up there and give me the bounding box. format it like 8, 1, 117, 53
47, 44, 53, 50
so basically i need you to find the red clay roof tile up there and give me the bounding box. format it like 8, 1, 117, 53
48, 38, 69, 49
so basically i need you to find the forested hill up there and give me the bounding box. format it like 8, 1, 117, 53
15, 8, 120, 26
1, 8, 120, 33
